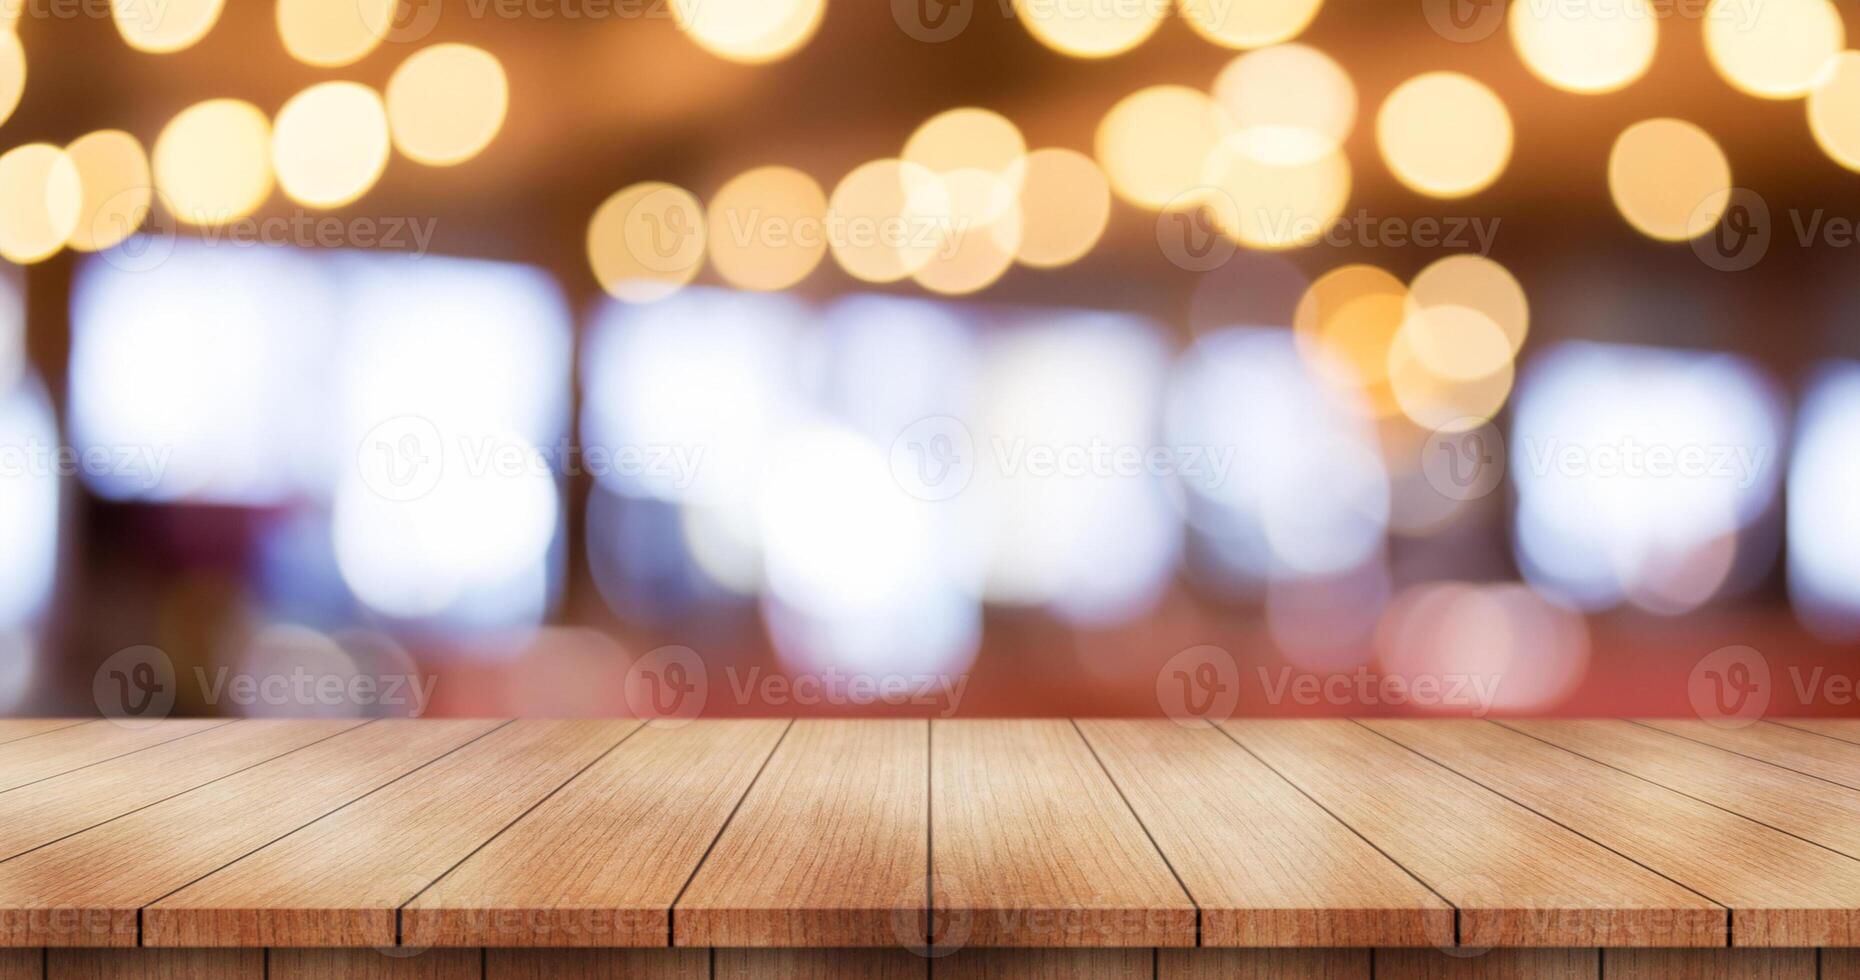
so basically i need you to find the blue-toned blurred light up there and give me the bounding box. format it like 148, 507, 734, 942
330, 252, 571, 631
1166, 327, 1387, 584
0, 376, 58, 629
69, 243, 335, 503
1511, 341, 1784, 613
1790, 361, 1860, 639
973, 311, 1180, 625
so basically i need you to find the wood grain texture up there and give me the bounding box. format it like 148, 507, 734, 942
402, 720, 790, 948
0, 720, 499, 948
930, 719, 1195, 948
0, 719, 366, 861
1372, 949, 1598, 979
713, 949, 918, 979
674, 719, 926, 947
0, 720, 84, 745
1222, 720, 1722, 947
45, 949, 259, 980
1826, 949, 1860, 979
1505, 720, 1860, 858
1771, 719, 1860, 745
1364, 719, 1860, 946
146, 720, 636, 947
267, 949, 479, 980
486, 949, 708, 980
1602, 949, 1814, 979
1077, 720, 1451, 947
0, 721, 228, 793
1637, 720, 1860, 789
936, 948, 1150, 978
1158, 949, 1370, 979
0, 951, 35, 980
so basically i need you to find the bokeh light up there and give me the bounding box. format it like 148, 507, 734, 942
826, 159, 950, 283
587, 181, 708, 302
912, 168, 1021, 295
1376, 72, 1513, 198
386, 44, 508, 166
1014, 0, 1164, 58
670, 0, 824, 63
1212, 43, 1356, 166
1789, 362, 1860, 639
1511, 341, 1783, 614
1199, 140, 1350, 250
1378, 582, 1590, 713
0, 32, 22, 129
0, 144, 80, 264
1607, 117, 1731, 241
272, 82, 391, 209
113, 0, 224, 53
1406, 254, 1529, 357
1293, 263, 1406, 405
1705, 0, 1844, 99
1386, 328, 1515, 431
903, 108, 1027, 189
153, 98, 274, 227
1096, 85, 1231, 209
277, 0, 395, 67
1179, 0, 1324, 50
1167, 327, 1387, 583
706, 165, 828, 291
64, 130, 150, 253
0, 378, 57, 631
1509, 0, 1657, 94
1808, 51, 1860, 171
1400, 254, 1528, 385
1013, 148, 1110, 268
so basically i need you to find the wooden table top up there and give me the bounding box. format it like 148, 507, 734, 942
0, 717, 1858, 953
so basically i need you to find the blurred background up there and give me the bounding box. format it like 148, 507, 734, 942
0, 0, 1857, 719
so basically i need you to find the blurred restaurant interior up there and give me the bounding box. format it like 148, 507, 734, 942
1, 0, 1858, 718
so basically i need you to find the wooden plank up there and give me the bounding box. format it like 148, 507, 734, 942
45, 949, 259, 980
1077, 720, 1451, 947
0, 719, 366, 861
0, 719, 500, 948
929, 719, 1196, 948
268, 949, 480, 980
1827, 949, 1860, 980
675, 719, 926, 947
0, 720, 229, 793
402, 720, 790, 948
1159, 949, 1369, 979
1365, 719, 1860, 946
1638, 720, 1860, 789
713, 949, 918, 979
936, 949, 1149, 978
486, 949, 707, 980
1602, 949, 1814, 979
1373, 949, 1597, 979
0, 950, 35, 980
1505, 720, 1860, 858
146, 720, 636, 947
1771, 719, 1860, 744
0, 721, 85, 746
1221, 720, 1722, 947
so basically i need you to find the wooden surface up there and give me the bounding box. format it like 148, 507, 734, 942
929, 719, 1196, 948
0, 717, 1858, 960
